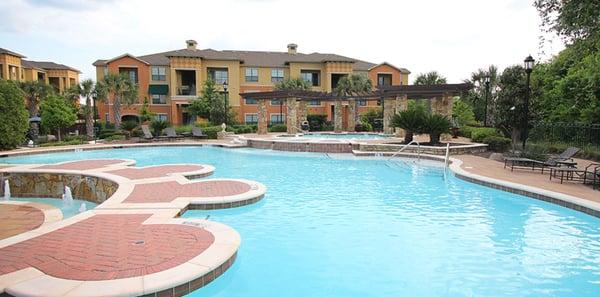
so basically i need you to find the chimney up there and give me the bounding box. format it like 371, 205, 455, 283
287, 43, 297, 55
186, 40, 198, 50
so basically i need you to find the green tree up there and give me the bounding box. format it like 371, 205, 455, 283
96, 73, 138, 128
392, 105, 427, 143
495, 65, 532, 147
40, 95, 77, 141
535, 0, 600, 44
187, 79, 229, 124
423, 114, 451, 145
333, 74, 373, 132
461, 65, 499, 124
452, 98, 476, 127
274, 78, 311, 91
138, 97, 156, 123
413, 71, 447, 85
0, 80, 29, 149
19, 80, 54, 139
67, 79, 97, 140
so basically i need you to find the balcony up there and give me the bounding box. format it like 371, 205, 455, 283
175, 69, 197, 97
176, 85, 196, 96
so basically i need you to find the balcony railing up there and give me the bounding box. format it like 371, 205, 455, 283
176, 85, 196, 96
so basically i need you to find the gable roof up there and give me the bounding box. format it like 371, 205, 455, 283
22, 60, 81, 73
0, 47, 26, 58
93, 47, 409, 74
105, 53, 150, 65
368, 62, 411, 74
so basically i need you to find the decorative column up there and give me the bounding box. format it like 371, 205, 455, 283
347, 99, 357, 132
257, 99, 268, 135
334, 99, 343, 133
286, 98, 297, 134
383, 97, 397, 134
431, 93, 453, 118
298, 100, 308, 126
395, 95, 408, 137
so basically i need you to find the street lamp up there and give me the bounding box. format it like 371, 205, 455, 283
222, 80, 228, 124
483, 74, 490, 127
522, 55, 535, 150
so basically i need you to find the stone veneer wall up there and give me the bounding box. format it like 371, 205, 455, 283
0, 172, 118, 204
358, 143, 488, 155
247, 139, 358, 153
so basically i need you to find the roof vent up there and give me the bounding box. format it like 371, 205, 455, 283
287, 43, 297, 55
186, 40, 198, 50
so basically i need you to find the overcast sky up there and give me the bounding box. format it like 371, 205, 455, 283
0, 0, 564, 83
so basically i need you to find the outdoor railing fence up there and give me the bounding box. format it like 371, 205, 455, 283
529, 122, 600, 149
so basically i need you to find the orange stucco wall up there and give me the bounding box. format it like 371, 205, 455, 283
368, 64, 403, 86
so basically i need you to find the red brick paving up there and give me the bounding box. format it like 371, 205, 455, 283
36, 159, 125, 171
125, 180, 251, 203
0, 204, 45, 240
107, 165, 204, 180
0, 214, 215, 281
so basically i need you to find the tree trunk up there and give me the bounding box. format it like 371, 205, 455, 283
405, 131, 414, 144
85, 98, 94, 140
430, 133, 441, 145
57, 129, 62, 142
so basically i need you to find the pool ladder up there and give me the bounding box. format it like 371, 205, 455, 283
387, 140, 421, 161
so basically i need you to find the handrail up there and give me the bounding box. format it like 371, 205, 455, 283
444, 143, 450, 172
387, 140, 421, 161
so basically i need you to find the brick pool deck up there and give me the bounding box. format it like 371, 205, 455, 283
0, 159, 266, 297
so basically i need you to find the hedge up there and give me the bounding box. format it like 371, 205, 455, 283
269, 124, 287, 132
482, 136, 511, 152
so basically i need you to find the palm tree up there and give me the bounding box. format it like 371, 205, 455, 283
67, 79, 96, 139
392, 107, 427, 143
96, 73, 138, 129
463, 65, 499, 124
20, 80, 53, 140
413, 71, 447, 85
274, 78, 311, 91
334, 74, 373, 132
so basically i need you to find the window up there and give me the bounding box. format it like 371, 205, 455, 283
151, 94, 166, 104
308, 99, 321, 106
271, 99, 283, 106
245, 98, 258, 105
0, 64, 3, 79
245, 113, 258, 124
300, 70, 320, 86
270, 113, 285, 124
151, 67, 166, 81
245, 68, 258, 82
358, 100, 367, 106
271, 69, 284, 83
119, 67, 138, 83
156, 114, 168, 121
377, 73, 392, 86
103, 66, 108, 78
208, 68, 228, 84
105, 113, 110, 123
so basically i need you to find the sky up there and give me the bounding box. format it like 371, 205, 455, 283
0, 0, 564, 83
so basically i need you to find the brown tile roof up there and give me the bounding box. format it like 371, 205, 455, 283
21, 60, 45, 71
93, 47, 410, 74
22, 60, 81, 73
0, 47, 26, 58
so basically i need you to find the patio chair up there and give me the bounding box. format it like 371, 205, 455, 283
504, 147, 581, 173
140, 125, 153, 140
160, 127, 183, 141
549, 162, 600, 185
192, 126, 208, 139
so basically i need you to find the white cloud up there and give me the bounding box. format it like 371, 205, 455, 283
0, 0, 563, 83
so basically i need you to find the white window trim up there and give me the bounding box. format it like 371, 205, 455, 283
308, 99, 322, 107
156, 113, 168, 121
244, 98, 258, 105
270, 99, 284, 106
270, 113, 286, 123
244, 113, 259, 124
151, 94, 168, 105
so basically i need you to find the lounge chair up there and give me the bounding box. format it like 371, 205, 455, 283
504, 147, 581, 173
192, 127, 208, 139
141, 125, 154, 140
160, 127, 183, 141
549, 163, 600, 186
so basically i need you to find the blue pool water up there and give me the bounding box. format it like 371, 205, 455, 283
14, 198, 97, 219
1, 146, 598, 296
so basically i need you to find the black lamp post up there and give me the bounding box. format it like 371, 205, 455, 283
222, 81, 228, 124
483, 75, 491, 127
279, 99, 283, 124
522, 55, 535, 150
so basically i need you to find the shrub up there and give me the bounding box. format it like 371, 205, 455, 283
471, 127, 502, 142
103, 134, 126, 142
150, 119, 169, 136
482, 136, 511, 152
39, 139, 85, 147
322, 122, 334, 131
201, 126, 222, 139
64, 135, 87, 142
423, 114, 451, 145
0, 80, 29, 149
230, 124, 255, 134
360, 108, 383, 132
307, 114, 328, 131
391, 108, 427, 143
175, 125, 193, 134
269, 124, 287, 132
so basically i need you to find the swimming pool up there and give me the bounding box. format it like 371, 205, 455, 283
1, 146, 598, 296
13, 197, 97, 219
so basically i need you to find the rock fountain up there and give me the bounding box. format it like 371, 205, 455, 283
62, 186, 73, 207
3, 180, 10, 200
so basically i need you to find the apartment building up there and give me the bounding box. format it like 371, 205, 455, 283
0, 47, 80, 93
92, 40, 409, 125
